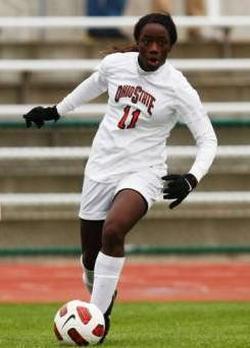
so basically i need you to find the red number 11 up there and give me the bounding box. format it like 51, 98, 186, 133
117, 106, 141, 129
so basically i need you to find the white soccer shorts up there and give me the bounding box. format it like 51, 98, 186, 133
79, 168, 165, 220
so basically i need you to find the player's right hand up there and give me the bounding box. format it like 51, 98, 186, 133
23, 106, 60, 128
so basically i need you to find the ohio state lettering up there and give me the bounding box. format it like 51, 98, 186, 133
115, 85, 155, 115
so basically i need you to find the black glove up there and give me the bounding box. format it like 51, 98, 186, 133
23, 106, 60, 128
162, 173, 198, 209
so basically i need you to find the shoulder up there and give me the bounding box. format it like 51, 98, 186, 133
167, 63, 199, 99
167, 63, 190, 87
98, 52, 138, 76
102, 52, 137, 67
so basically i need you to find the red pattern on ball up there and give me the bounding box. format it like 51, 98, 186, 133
92, 324, 105, 337
59, 305, 68, 317
68, 328, 89, 346
77, 306, 92, 325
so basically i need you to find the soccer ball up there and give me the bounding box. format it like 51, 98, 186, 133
53, 300, 105, 346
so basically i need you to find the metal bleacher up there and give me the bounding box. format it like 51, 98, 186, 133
1, 58, 250, 72
1, 14, 250, 256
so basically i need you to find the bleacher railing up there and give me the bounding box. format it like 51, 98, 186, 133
0, 16, 250, 29
1, 58, 250, 72
1, 102, 250, 121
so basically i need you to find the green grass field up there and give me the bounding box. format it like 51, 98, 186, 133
0, 302, 250, 348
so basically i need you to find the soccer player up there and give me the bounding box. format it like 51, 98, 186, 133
23, 12, 217, 342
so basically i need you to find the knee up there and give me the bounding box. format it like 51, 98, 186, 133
102, 220, 125, 254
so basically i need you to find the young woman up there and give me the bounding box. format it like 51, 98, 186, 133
23, 12, 217, 342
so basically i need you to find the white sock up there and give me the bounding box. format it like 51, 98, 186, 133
80, 255, 94, 294
91, 251, 125, 314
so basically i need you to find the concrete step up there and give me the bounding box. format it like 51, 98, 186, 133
1, 71, 250, 104
0, 146, 249, 193
0, 123, 249, 147
1, 40, 250, 59
0, 192, 250, 248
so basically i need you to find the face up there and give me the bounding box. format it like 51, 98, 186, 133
137, 23, 171, 72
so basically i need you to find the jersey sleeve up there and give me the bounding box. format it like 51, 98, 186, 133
56, 57, 109, 115
174, 77, 217, 182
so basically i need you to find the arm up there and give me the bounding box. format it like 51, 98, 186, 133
23, 67, 108, 128
183, 111, 217, 182
178, 92, 217, 182
163, 78, 217, 208
56, 70, 107, 115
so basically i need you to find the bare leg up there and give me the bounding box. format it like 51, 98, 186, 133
80, 219, 104, 293
186, 0, 205, 39
91, 189, 147, 313
80, 219, 104, 270
102, 189, 147, 256
186, 0, 204, 16
151, 0, 172, 13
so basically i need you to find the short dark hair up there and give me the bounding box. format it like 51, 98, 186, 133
133, 12, 177, 47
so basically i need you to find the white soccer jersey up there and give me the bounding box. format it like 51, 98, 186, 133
57, 52, 217, 182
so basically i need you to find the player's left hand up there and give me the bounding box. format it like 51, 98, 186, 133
162, 173, 198, 209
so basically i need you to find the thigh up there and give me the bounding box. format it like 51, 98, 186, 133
102, 168, 163, 239
104, 188, 147, 237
